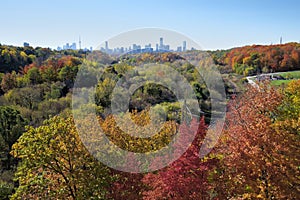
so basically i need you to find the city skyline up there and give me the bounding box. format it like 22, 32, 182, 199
56, 41, 93, 52
100, 37, 191, 55
20, 34, 288, 53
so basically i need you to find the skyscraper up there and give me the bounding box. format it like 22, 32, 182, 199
159, 37, 164, 50
105, 41, 109, 51
70, 42, 76, 50
183, 41, 187, 51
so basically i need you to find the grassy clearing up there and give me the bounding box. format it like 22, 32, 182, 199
270, 79, 293, 86
271, 70, 300, 86
278, 70, 300, 79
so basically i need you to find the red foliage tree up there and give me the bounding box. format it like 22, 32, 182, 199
142, 117, 218, 199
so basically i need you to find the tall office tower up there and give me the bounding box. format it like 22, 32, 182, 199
160, 37, 164, 49
63, 43, 70, 50
183, 41, 187, 51
71, 42, 76, 50
133, 44, 137, 50
280, 37, 282, 44
105, 41, 109, 51
156, 44, 159, 51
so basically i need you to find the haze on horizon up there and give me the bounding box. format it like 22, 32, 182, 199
1, 0, 299, 50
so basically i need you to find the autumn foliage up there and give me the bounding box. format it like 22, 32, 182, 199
211, 83, 300, 199
11, 116, 113, 200
217, 43, 300, 75
142, 117, 219, 200
9, 81, 300, 199
1, 43, 299, 199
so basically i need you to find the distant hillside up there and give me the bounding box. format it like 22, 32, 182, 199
210, 43, 300, 75
0, 44, 87, 73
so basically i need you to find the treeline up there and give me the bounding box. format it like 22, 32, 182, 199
211, 42, 300, 75
0, 44, 88, 73
0, 55, 83, 125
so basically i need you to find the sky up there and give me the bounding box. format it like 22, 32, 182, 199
1, 0, 300, 50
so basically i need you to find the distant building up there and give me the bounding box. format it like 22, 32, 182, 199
165, 45, 170, 51
83, 47, 92, 52
159, 37, 164, 50
58, 42, 77, 50
105, 41, 108, 50
183, 41, 186, 51
68, 42, 76, 50
23, 42, 30, 47
133, 44, 138, 50
63, 43, 69, 50
145, 43, 151, 49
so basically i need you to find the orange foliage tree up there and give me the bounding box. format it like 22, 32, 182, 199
211, 84, 299, 199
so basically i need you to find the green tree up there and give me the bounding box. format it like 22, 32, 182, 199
0, 180, 14, 200
58, 65, 78, 88
24, 67, 41, 84
95, 78, 116, 108
0, 106, 27, 170
44, 82, 64, 100
5, 86, 43, 110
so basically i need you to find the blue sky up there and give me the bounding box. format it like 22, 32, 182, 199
1, 0, 299, 50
